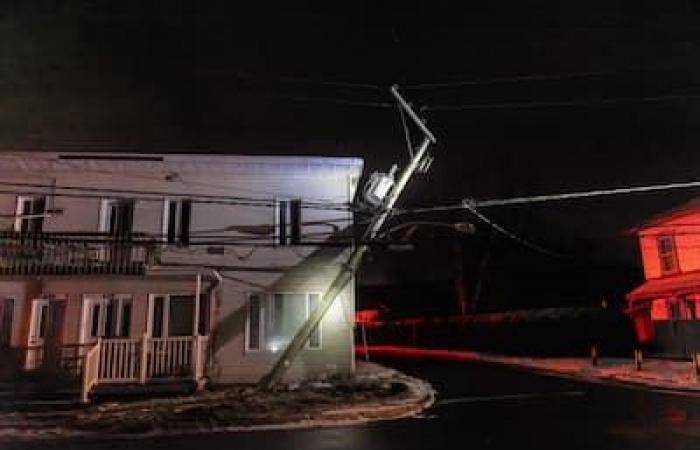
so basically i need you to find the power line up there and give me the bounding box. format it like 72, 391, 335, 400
0, 181, 352, 211
0, 180, 349, 208
461, 203, 566, 259
404, 69, 609, 90
233, 71, 381, 91
473, 180, 700, 208
397, 178, 700, 216
424, 92, 700, 112
402, 63, 694, 90
234, 90, 393, 109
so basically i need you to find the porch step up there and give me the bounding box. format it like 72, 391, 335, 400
91, 380, 197, 401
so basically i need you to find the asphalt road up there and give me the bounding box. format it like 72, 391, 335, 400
7, 356, 700, 450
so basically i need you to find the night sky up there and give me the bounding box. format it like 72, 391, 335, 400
3, 1, 700, 309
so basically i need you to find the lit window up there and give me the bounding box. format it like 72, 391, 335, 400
307, 294, 321, 349
265, 293, 321, 352
657, 235, 678, 274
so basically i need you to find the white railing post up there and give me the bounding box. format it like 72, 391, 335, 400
193, 335, 206, 390
81, 339, 100, 403
191, 335, 199, 379
139, 333, 148, 383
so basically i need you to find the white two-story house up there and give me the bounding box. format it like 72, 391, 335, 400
0, 151, 363, 400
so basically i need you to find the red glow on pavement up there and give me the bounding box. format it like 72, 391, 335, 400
356, 345, 480, 362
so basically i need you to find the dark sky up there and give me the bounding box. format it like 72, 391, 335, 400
2, 0, 700, 271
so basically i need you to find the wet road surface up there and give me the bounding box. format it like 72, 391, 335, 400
7, 355, 700, 449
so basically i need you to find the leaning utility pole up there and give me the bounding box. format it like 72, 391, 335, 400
259, 85, 437, 389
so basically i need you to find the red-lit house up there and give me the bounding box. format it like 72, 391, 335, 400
627, 200, 700, 357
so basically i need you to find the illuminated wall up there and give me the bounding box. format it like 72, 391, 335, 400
638, 210, 700, 280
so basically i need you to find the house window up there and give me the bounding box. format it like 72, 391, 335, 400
163, 199, 192, 245
307, 293, 321, 349
37, 303, 48, 338
276, 199, 302, 245
266, 293, 322, 352
150, 294, 196, 337
657, 235, 678, 274
246, 294, 263, 351
100, 199, 134, 236
15, 196, 46, 233
168, 295, 195, 337
87, 295, 133, 338
685, 298, 697, 320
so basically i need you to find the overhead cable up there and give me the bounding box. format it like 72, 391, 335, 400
397, 178, 700, 216
424, 92, 700, 112
461, 202, 567, 259
402, 63, 692, 90
0, 183, 351, 211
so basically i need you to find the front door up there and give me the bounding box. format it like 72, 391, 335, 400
0, 298, 14, 347
26, 298, 65, 370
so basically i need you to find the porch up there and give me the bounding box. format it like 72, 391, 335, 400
19, 335, 208, 402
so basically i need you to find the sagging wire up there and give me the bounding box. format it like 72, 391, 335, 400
461, 200, 567, 260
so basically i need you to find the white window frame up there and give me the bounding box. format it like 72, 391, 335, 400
657, 235, 679, 275
161, 197, 193, 245
80, 294, 133, 342
99, 198, 134, 234
306, 293, 322, 350
274, 198, 302, 246
99, 199, 116, 233
14, 195, 45, 232
262, 292, 322, 352
245, 293, 265, 352
148, 292, 197, 338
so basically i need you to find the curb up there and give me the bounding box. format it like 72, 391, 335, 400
364, 345, 700, 398
0, 369, 435, 441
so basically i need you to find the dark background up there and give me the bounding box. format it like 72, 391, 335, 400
3, 1, 700, 314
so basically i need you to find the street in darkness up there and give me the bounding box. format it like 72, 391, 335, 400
6, 356, 700, 450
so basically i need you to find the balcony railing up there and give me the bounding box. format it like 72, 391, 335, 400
0, 232, 158, 276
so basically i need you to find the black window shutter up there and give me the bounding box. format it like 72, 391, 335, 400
180, 200, 191, 245
290, 199, 301, 245
20, 199, 32, 233
278, 201, 288, 245
167, 201, 177, 244
32, 197, 45, 234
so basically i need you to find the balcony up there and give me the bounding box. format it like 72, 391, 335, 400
0, 232, 159, 276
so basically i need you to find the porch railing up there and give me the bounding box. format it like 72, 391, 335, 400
75, 335, 208, 402
99, 338, 140, 382
0, 232, 158, 276
147, 337, 194, 379
81, 341, 100, 403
